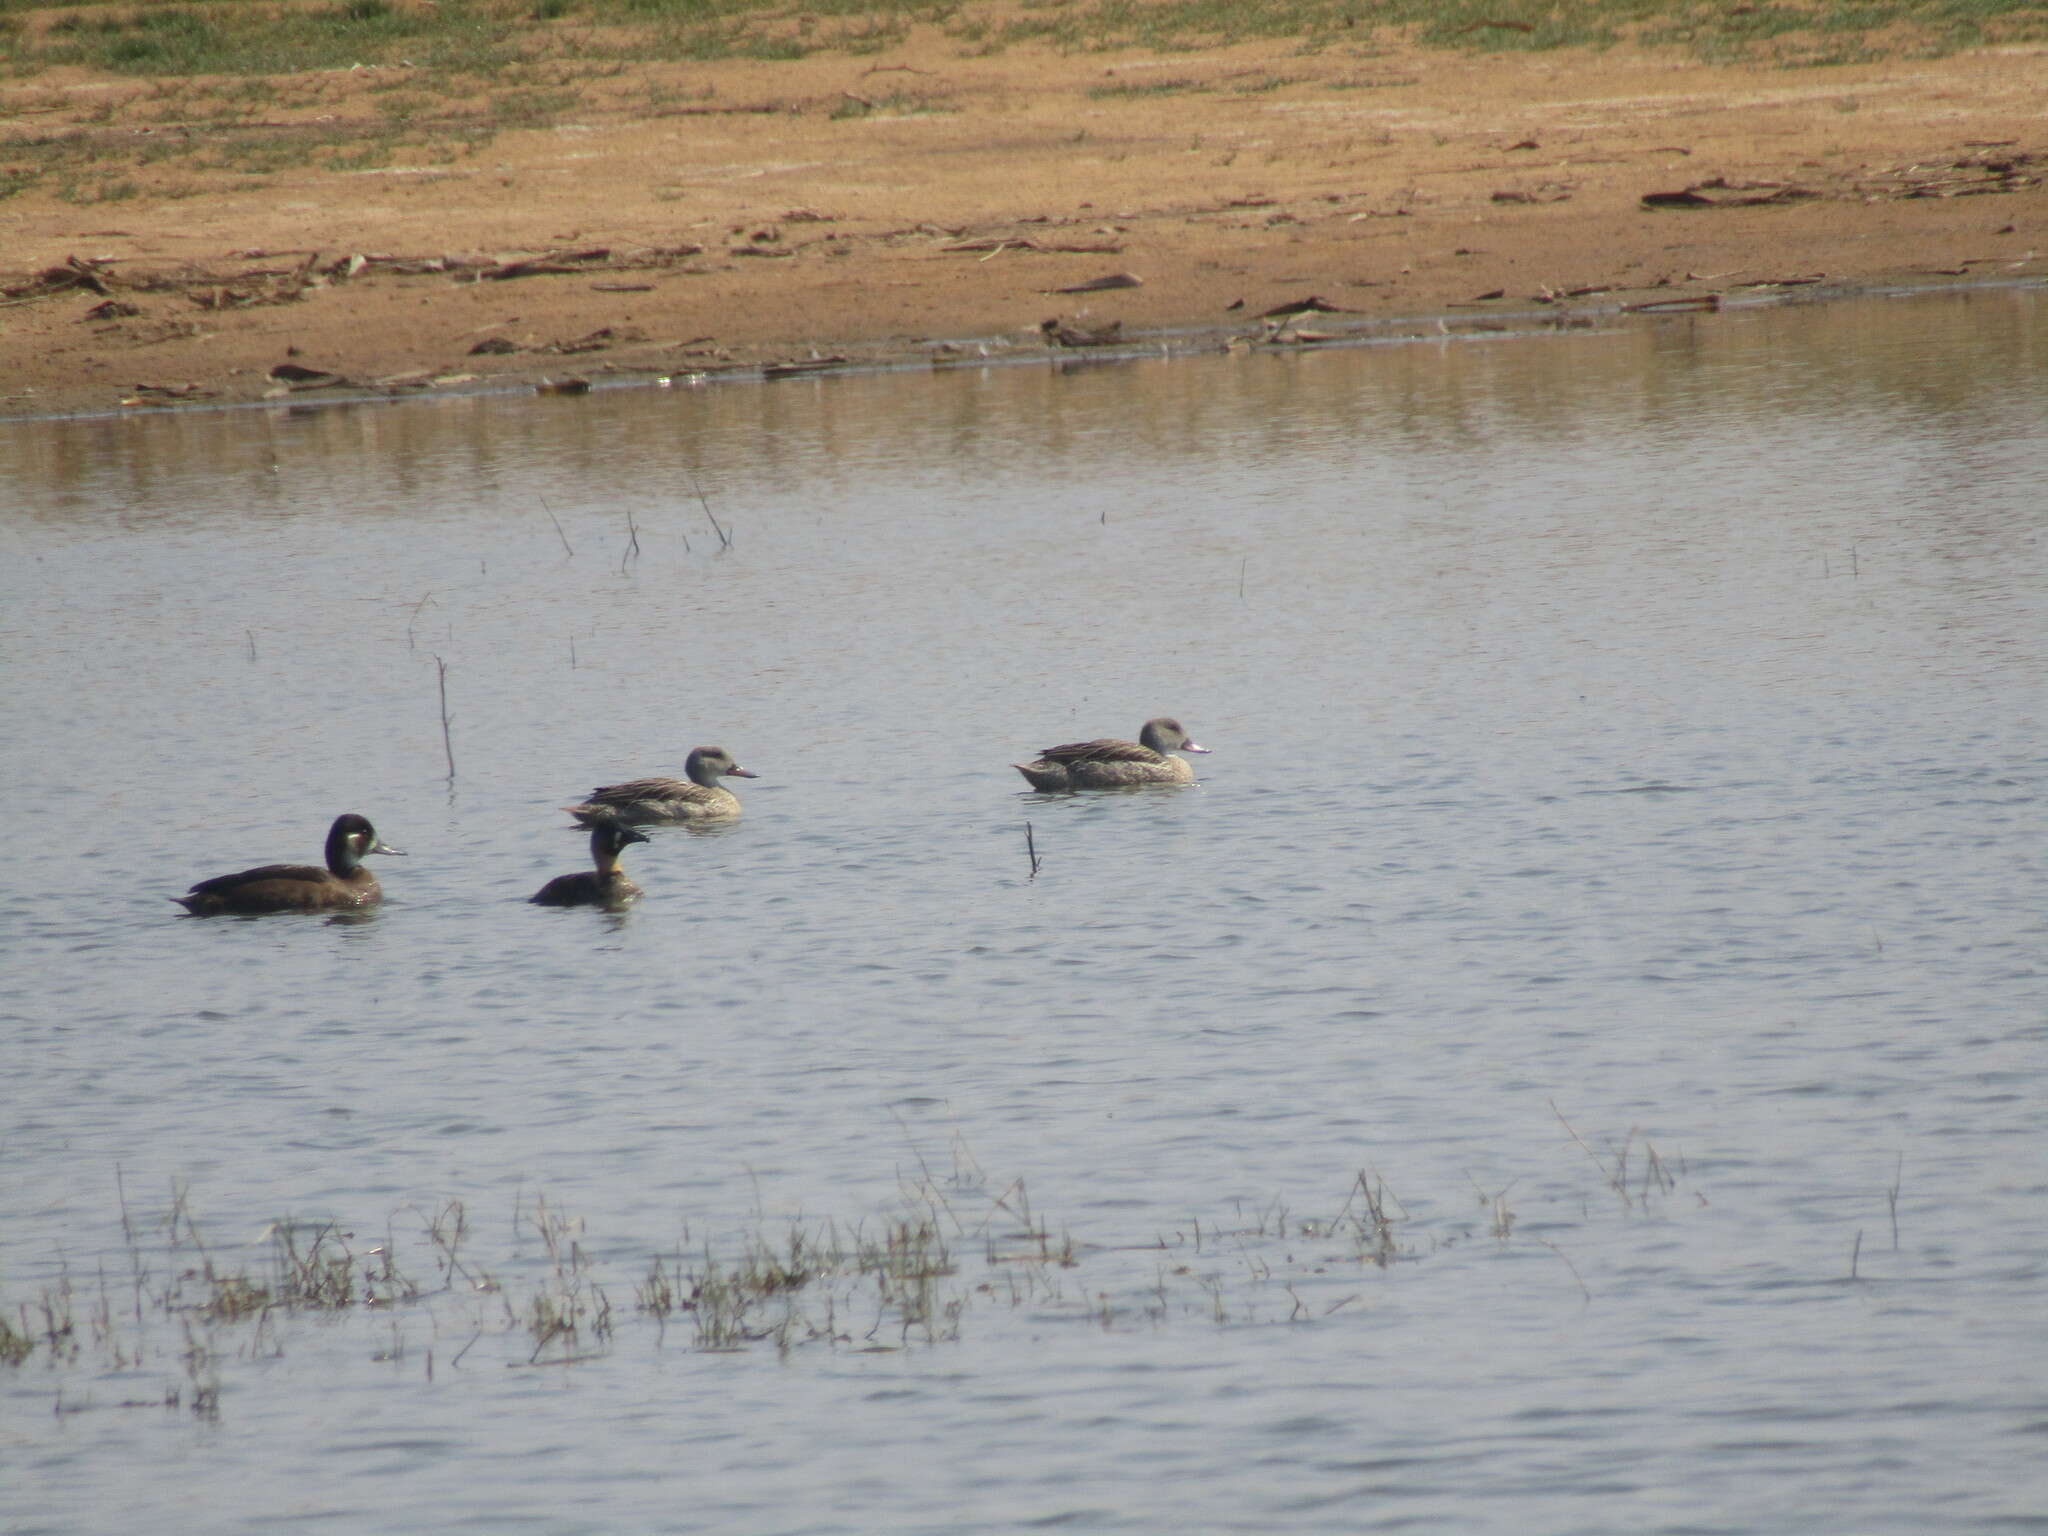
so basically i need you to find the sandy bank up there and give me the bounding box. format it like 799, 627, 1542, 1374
3, 33, 2043, 416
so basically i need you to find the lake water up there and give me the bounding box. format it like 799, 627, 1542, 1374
2, 286, 2045, 1534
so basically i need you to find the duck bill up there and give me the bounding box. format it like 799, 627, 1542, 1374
726, 766, 760, 779
1181, 741, 1212, 755
370, 839, 407, 856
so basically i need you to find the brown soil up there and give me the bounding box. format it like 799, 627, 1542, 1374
4, 35, 2045, 415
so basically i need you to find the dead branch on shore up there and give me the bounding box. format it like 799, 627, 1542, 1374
1643, 150, 2041, 211
1038, 316, 1122, 348
1044, 271, 1142, 294
1, 244, 712, 313
944, 236, 1126, 256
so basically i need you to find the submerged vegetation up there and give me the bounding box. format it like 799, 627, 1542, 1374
0, 1117, 1795, 1420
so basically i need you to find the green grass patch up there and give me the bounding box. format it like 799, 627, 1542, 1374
29, 1, 459, 75
488, 84, 582, 124
980, 0, 2048, 58
1085, 74, 1205, 98
0, 0, 2038, 90
829, 85, 951, 116
1, 0, 2042, 78
54, 172, 139, 200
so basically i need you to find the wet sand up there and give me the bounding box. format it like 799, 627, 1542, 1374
3, 35, 2043, 415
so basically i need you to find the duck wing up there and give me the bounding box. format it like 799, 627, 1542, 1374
183, 861, 328, 897
583, 776, 695, 804
1033, 737, 1163, 766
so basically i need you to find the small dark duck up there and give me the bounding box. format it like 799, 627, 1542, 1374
172, 813, 403, 915
1013, 717, 1211, 791
531, 818, 650, 908
565, 745, 758, 825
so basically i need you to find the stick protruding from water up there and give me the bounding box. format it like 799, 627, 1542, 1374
434, 653, 456, 781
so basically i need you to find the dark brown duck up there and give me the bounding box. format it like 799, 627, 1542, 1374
531, 818, 650, 908
172, 813, 403, 915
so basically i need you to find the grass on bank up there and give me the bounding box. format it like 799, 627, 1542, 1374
2, 0, 2039, 204
3, 0, 2044, 79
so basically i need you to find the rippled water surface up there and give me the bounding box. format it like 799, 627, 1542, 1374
4, 289, 2045, 1534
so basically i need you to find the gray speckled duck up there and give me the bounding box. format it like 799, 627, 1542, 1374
1013, 717, 1210, 791
566, 746, 758, 825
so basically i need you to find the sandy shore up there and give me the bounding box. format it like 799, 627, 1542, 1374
3, 33, 2044, 416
